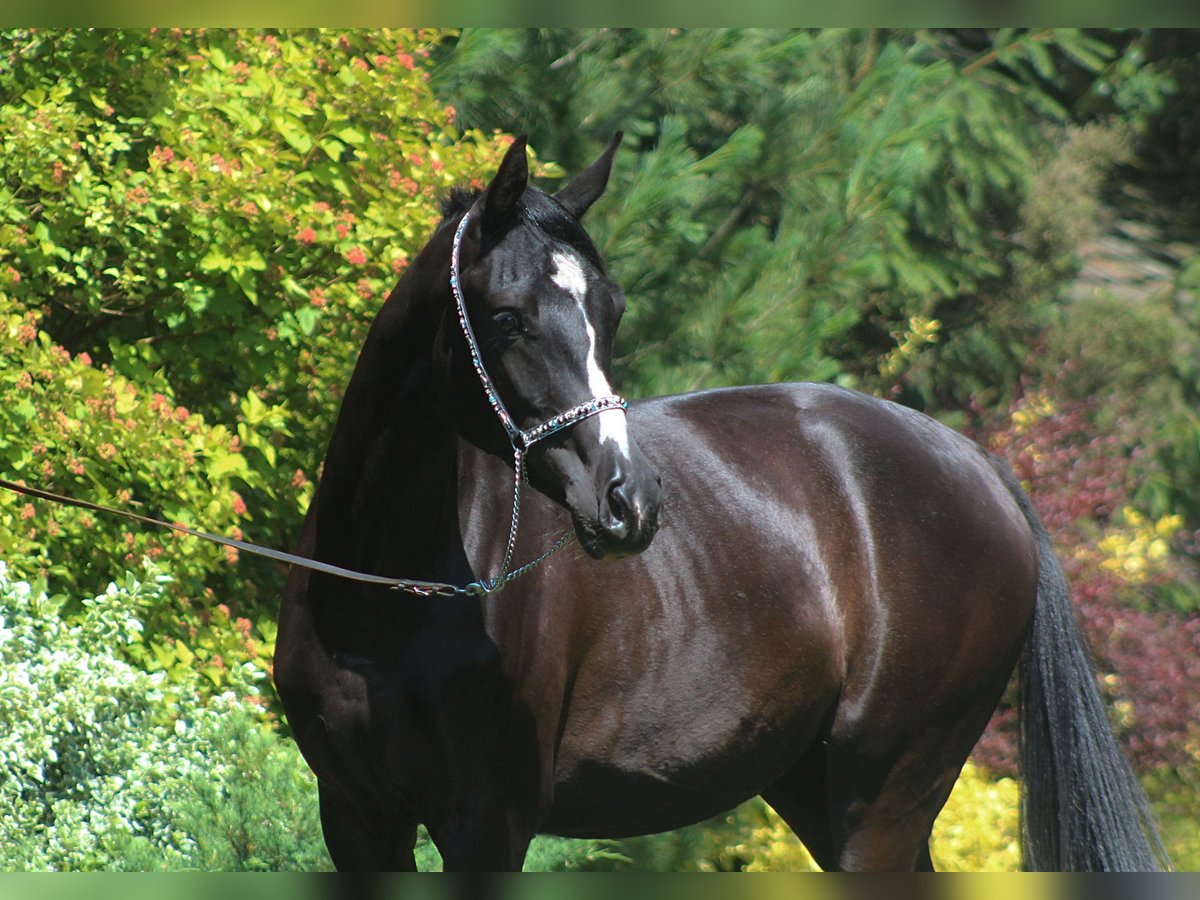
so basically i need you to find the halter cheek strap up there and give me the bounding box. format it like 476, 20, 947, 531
0, 208, 631, 600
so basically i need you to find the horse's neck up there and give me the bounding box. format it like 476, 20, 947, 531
306, 221, 525, 603
312, 250, 465, 577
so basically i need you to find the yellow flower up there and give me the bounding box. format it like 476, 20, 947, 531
1098, 506, 1182, 585
879, 316, 941, 379
1010, 391, 1056, 434
1156, 514, 1184, 538
931, 760, 1021, 871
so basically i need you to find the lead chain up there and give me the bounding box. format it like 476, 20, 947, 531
472, 446, 576, 594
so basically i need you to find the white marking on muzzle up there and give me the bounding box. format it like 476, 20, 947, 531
551, 251, 631, 457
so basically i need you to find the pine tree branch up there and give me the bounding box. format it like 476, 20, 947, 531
549, 29, 610, 71
698, 188, 760, 261
854, 28, 882, 85
961, 29, 1054, 77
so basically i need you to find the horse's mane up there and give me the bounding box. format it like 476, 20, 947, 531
437, 184, 604, 269
440, 186, 480, 221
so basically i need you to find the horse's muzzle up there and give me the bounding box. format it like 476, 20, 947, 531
578, 466, 662, 560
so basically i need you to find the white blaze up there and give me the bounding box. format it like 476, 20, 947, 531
551, 251, 631, 456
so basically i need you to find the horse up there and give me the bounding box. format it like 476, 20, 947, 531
274, 134, 1168, 872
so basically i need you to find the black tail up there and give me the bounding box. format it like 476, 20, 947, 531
994, 459, 1170, 871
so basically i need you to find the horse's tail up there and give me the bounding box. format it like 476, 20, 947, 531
992, 456, 1170, 871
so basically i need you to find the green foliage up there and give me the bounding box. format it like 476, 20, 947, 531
0, 296, 244, 591
0, 562, 328, 871
1039, 287, 1200, 534
0, 296, 279, 686
521, 835, 629, 871
102, 705, 331, 872
0, 27, 524, 688
433, 29, 1138, 411
0, 28, 513, 564
410, 827, 624, 872
1145, 764, 1200, 872
1021, 122, 1135, 262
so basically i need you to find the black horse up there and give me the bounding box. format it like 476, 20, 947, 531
275, 135, 1167, 871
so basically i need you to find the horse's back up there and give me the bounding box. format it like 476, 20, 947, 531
633, 381, 1039, 686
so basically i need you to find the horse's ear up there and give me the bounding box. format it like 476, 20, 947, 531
553, 132, 622, 220
482, 135, 529, 227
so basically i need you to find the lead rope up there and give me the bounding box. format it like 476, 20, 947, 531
0, 206, 627, 599
0, 475, 472, 597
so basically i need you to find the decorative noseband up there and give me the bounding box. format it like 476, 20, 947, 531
449, 207, 628, 452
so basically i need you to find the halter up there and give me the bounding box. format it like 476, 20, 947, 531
447, 206, 629, 593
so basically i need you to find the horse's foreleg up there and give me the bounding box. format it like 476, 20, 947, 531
426, 796, 534, 872
761, 743, 840, 871
318, 781, 418, 872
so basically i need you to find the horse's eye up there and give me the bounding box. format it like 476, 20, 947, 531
492, 310, 524, 338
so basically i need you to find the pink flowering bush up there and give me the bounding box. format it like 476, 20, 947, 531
0, 28, 545, 700
0, 292, 273, 690
0, 29, 528, 567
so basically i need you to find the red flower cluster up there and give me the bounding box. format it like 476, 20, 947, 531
970, 393, 1200, 775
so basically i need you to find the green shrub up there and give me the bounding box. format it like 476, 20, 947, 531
0, 561, 328, 870
0, 297, 278, 691
101, 704, 331, 872
0, 295, 254, 598
0, 27, 529, 688
1038, 287, 1200, 535
407, 828, 622, 872
0, 559, 617, 872
1146, 764, 1200, 871
0, 28, 521, 603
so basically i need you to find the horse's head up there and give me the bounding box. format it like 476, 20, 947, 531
436, 135, 661, 561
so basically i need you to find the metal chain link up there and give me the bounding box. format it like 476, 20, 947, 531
394, 444, 576, 597
468, 445, 577, 594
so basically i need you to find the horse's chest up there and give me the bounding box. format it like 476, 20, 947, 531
302, 645, 511, 805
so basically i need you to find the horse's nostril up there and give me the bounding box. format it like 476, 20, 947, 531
606, 482, 630, 531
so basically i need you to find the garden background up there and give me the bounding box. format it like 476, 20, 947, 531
1, 28, 1199, 870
